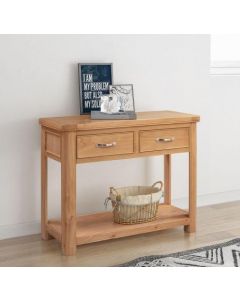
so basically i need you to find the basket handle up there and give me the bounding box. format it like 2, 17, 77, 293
151, 181, 163, 191
104, 197, 118, 211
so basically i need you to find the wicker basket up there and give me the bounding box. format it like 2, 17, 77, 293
105, 181, 163, 225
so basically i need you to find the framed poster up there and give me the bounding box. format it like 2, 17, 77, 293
78, 63, 113, 114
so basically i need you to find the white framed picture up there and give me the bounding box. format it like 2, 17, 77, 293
109, 84, 135, 112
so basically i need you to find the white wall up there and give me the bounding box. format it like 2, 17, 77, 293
2, 34, 234, 240
209, 76, 240, 192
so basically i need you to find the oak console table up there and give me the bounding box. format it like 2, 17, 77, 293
39, 111, 200, 256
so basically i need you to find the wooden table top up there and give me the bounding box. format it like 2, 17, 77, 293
39, 111, 200, 132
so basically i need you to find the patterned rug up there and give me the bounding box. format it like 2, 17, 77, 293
119, 238, 240, 267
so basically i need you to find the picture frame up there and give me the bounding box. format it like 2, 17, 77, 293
78, 63, 113, 114
109, 84, 135, 112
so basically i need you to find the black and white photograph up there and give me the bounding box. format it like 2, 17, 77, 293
109, 84, 135, 112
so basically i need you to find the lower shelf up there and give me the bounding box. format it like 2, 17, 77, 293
47, 204, 190, 246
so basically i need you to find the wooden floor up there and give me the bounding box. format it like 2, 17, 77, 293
1, 201, 240, 267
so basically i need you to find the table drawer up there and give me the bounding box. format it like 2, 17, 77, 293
77, 132, 134, 159
139, 128, 189, 152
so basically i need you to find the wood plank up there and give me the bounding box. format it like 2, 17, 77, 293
185, 123, 197, 233
41, 128, 51, 240
47, 222, 61, 242
61, 131, 77, 255
48, 205, 189, 246
46, 131, 61, 158
39, 111, 200, 132
164, 154, 171, 205
77, 147, 189, 164
46, 152, 61, 162
76, 123, 191, 136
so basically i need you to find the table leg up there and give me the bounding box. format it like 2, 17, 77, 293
61, 131, 77, 256
41, 128, 51, 240
185, 123, 197, 233
164, 154, 171, 205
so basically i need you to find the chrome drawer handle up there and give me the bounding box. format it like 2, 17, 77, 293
96, 142, 116, 148
155, 137, 175, 143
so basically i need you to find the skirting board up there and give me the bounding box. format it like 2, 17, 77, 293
173, 189, 240, 209
1, 189, 240, 240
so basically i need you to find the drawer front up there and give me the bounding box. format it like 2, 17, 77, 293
77, 132, 134, 159
139, 128, 189, 152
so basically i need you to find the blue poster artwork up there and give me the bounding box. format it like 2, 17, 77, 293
78, 63, 113, 114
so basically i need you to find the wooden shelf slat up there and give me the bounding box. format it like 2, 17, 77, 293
47, 205, 189, 246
